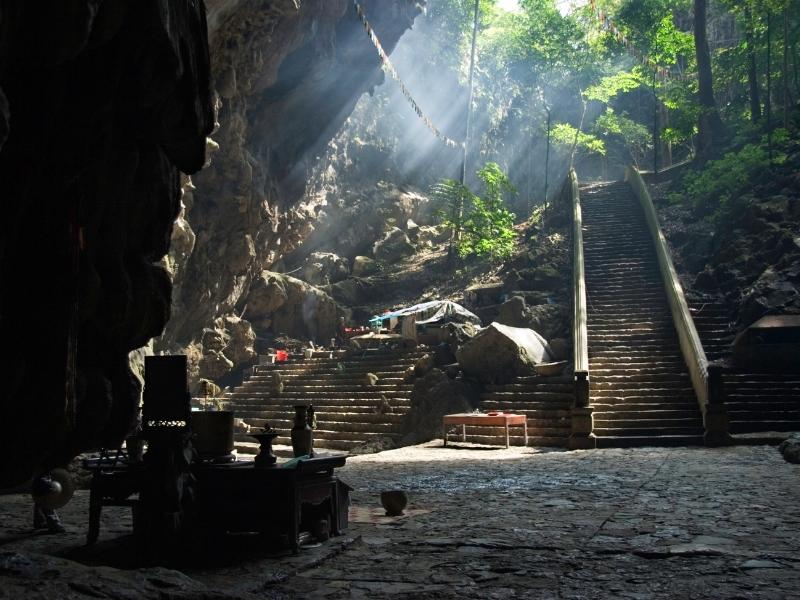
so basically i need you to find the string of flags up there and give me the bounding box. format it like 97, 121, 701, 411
587, 0, 675, 81
353, 0, 462, 148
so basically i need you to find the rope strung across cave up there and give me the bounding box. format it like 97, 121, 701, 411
353, 0, 461, 148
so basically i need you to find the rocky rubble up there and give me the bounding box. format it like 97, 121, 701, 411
659, 140, 800, 331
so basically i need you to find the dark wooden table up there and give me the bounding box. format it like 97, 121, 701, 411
85, 455, 348, 554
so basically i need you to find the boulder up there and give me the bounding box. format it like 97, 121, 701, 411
216, 315, 257, 365
301, 252, 350, 285
373, 227, 415, 262
548, 337, 569, 361
245, 271, 342, 343
497, 295, 528, 328
401, 369, 482, 445
201, 327, 228, 353
198, 350, 234, 380
441, 322, 478, 354
414, 353, 435, 376
526, 304, 569, 340
515, 265, 564, 292
738, 267, 800, 327
327, 277, 376, 306
352, 255, 378, 277
497, 296, 568, 340
457, 322, 552, 383
779, 433, 800, 464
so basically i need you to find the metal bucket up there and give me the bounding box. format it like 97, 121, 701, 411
190, 411, 234, 456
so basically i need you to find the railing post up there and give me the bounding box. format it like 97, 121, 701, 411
569, 370, 595, 449
704, 364, 732, 446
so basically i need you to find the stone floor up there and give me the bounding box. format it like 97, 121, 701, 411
1, 441, 799, 599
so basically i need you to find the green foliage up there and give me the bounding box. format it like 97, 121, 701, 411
670, 132, 789, 215
584, 72, 644, 103
459, 163, 518, 260
432, 162, 518, 261
430, 178, 471, 239
593, 108, 652, 163
551, 122, 606, 156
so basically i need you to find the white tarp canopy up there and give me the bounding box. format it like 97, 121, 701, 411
371, 300, 481, 326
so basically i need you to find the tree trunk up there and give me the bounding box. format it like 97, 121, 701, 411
784, 8, 791, 128
693, 0, 723, 160
661, 102, 673, 167
766, 10, 773, 162
745, 5, 761, 122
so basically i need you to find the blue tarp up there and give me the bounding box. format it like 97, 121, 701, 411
371, 300, 480, 327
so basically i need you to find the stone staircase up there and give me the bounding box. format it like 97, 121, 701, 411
581, 181, 705, 447
227, 349, 426, 453
688, 298, 736, 362
689, 298, 800, 434
449, 375, 574, 447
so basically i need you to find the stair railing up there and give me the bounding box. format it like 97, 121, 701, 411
565, 169, 595, 449
624, 166, 730, 445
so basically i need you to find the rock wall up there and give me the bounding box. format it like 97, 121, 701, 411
160, 1, 422, 379
0, 1, 214, 486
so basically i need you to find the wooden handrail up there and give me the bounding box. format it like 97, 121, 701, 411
624, 166, 710, 413
568, 169, 590, 408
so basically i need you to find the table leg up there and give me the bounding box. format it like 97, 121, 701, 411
524, 420, 528, 446
443, 422, 447, 446
462, 424, 466, 442
87, 475, 102, 545
505, 421, 510, 448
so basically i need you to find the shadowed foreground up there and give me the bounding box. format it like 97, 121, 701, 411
1, 443, 798, 599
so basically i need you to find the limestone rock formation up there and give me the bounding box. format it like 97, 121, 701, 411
246, 271, 343, 343
372, 226, 416, 262
0, 1, 214, 486
302, 252, 350, 286
352, 255, 379, 277
162, 0, 422, 355
457, 322, 552, 383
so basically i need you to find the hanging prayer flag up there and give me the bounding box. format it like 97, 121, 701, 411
352, 0, 461, 148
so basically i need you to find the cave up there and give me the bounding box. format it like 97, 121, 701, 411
1, 1, 799, 598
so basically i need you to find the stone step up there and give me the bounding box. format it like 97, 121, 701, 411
591, 400, 699, 411
236, 384, 412, 393
729, 420, 800, 433
590, 407, 700, 419
484, 383, 574, 393
229, 399, 412, 411
230, 408, 411, 420
590, 373, 690, 383
589, 360, 685, 369
595, 434, 705, 448
240, 412, 407, 425
594, 423, 703, 435
244, 418, 400, 434
233, 391, 413, 400
481, 391, 575, 402
475, 407, 572, 419
593, 417, 703, 429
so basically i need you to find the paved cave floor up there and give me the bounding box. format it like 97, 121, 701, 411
1, 442, 799, 599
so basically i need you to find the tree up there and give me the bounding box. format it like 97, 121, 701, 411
432, 162, 517, 261
693, 0, 725, 160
